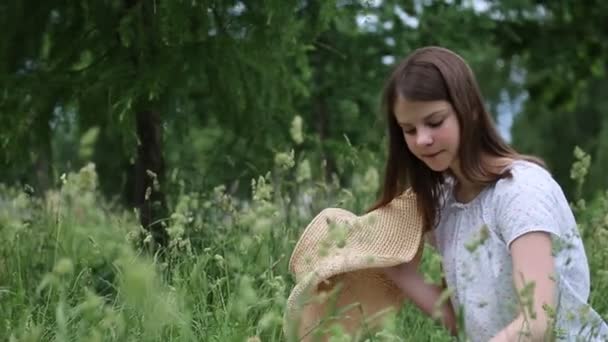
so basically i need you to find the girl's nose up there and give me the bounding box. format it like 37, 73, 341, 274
416, 129, 433, 146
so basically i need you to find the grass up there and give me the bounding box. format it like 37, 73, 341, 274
1, 148, 607, 341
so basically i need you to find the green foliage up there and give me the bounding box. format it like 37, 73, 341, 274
2, 2, 608, 338
2, 144, 607, 340
3, 1, 607, 203
494, 1, 608, 198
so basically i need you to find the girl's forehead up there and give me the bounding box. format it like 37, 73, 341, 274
394, 96, 452, 122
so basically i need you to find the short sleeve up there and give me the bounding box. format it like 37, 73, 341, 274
494, 163, 565, 249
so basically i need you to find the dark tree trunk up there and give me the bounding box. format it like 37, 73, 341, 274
121, 0, 168, 248
133, 109, 168, 247
33, 106, 53, 194
311, 47, 337, 182
313, 95, 336, 182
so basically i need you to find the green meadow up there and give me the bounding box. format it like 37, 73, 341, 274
2, 147, 607, 341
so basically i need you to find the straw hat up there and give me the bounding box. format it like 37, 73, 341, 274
284, 189, 424, 341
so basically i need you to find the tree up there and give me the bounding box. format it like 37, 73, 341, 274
489, 0, 608, 196
0, 0, 332, 245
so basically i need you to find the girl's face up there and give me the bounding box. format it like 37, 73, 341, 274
393, 96, 461, 172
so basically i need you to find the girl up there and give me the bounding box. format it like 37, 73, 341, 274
375, 46, 608, 341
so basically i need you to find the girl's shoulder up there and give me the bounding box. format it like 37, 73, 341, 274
486, 159, 575, 248
489, 159, 570, 216
493, 159, 558, 194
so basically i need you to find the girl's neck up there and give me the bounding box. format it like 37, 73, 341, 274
449, 156, 514, 203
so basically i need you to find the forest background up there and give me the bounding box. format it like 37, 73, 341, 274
1, 1, 607, 341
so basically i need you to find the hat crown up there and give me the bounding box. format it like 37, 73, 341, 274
289, 190, 423, 282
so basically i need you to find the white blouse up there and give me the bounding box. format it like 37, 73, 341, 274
431, 160, 608, 341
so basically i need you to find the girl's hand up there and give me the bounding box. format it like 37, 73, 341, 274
382, 262, 415, 285
381, 252, 458, 335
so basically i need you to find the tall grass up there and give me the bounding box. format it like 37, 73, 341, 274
1, 145, 606, 341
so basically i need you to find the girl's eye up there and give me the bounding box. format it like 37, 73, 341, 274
403, 128, 415, 135
428, 120, 444, 128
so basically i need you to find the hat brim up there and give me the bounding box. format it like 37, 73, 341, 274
284, 258, 410, 341
284, 191, 423, 340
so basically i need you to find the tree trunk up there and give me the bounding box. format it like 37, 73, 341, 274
311, 35, 337, 183
133, 109, 168, 247
33, 105, 53, 194
121, 0, 168, 248
313, 94, 336, 182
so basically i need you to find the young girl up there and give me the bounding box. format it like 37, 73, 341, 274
375, 46, 608, 341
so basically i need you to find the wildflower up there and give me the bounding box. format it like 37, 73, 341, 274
258, 311, 280, 331
274, 149, 295, 171
252, 175, 273, 202
213, 254, 224, 266
363, 167, 379, 190
53, 258, 74, 276
290, 115, 304, 145
296, 159, 311, 183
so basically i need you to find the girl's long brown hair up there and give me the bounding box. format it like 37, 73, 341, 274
369, 46, 544, 232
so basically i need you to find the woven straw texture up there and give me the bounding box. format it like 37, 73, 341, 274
284, 190, 423, 341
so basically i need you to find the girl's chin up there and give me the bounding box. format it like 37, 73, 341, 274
420, 154, 451, 172
426, 163, 450, 172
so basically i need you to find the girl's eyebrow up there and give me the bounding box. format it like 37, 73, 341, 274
424, 110, 447, 120
399, 109, 447, 127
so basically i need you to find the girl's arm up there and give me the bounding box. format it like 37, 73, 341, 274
382, 246, 458, 336
490, 231, 556, 341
